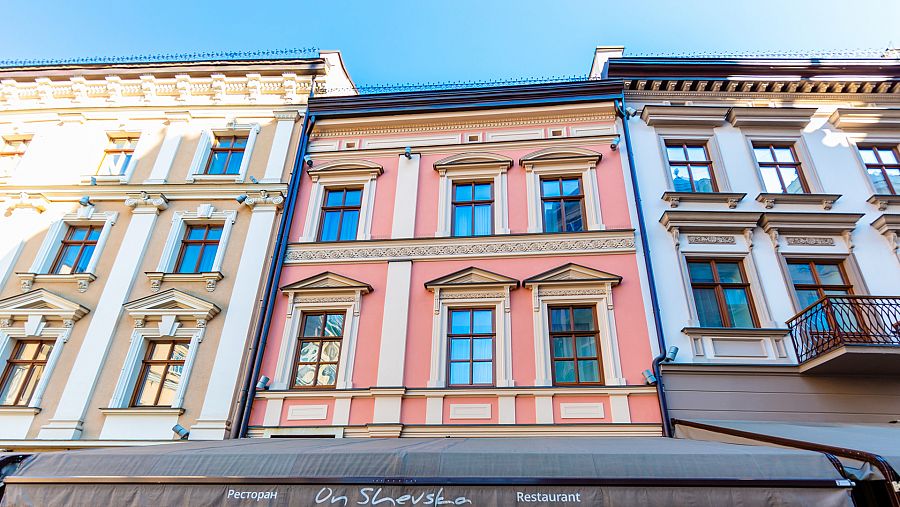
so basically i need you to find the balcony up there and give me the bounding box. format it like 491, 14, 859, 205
787, 295, 900, 374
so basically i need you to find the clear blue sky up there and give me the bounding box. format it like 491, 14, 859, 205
2, 0, 897, 86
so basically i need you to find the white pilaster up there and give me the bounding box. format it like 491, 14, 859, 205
609, 394, 631, 423
375, 261, 412, 386
391, 154, 421, 238
261, 110, 300, 183
535, 395, 554, 424
144, 117, 187, 184
498, 395, 516, 424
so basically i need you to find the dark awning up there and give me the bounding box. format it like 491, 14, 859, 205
1, 437, 853, 506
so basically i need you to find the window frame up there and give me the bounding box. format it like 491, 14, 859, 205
687, 258, 760, 328
445, 307, 496, 387
0, 339, 54, 407
451, 181, 495, 237
155, 208, 236, 275
664, 142, 719, 193
547, 305, 604, 386
49, 225, 103, 275
129, 339, 191, 408
857, 145, 900, 195
300, 161, 382, 243
202, 134, 249, 176
174, 224, 224, 274
317, 187, 363, 242
96, 135, 141, 177
186, 125, 260, 183
786, 259, 854, 306
539, 175, 587, 234
751, 142, 811, 194
291, 311, 345, 390
28, 209, 118, 281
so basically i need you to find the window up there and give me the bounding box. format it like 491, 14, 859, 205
752, 143, 808, 194
175, 225, 222, 273
452, 182, 493, 237
294, 312, 344, 388
787, 260, 853, 309
0, 137, 29, 176
204, 135, 248, 175
687, 259, 758, 328
130, 340, 189, 407
549, 306, 602, 385
447, 308, 494, 386
541, 177, 584, 233
665, 143, 717, 192
50, 225, 102, 275
858, 146, 900, 195
0, 340, 53, 406
319, 188, 361, 242
97, 136, 139, 176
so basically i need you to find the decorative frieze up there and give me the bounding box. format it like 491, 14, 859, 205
125, 191, 168, 213
241, 190, 285, 210
785, 236, 835, 246
686, 235, 736, 245
439, 291, 507, 300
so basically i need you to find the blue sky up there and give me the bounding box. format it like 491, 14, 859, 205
2, 0, 897, 87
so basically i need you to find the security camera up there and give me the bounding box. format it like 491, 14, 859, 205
236, 194, 248, 204
404, 146, 412, 159
625, 106, 638, 118
256, 375, 270, 390
642, 369, 658, 385
304, 155, 313, 167
249, 175, 259, 184
664, 346, 679, 362
172, 424, 190, 440
78, 196, 93, 207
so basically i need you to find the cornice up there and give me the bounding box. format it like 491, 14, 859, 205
625, 90, 900, 104
829, 108, 900, 130
0, 183, 288, 203
285, 230, 635, 264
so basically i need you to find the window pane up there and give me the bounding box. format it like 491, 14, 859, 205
176, 245, 201, 273
224, 152, 243, 174
70, 227, 88, 241
207, 152, 227, 174
324, 314, 344, 336
472, 310, 492, 334
472, 338, 492, 360
754, 147, 774, 163
0, 365, 27, 405
149, 342, 171, 360
716, 262, 744, 283
17, 343, 39, 360
691, 165, 714, 193
321, 341, 341, 362
554, 360, 575, 383
473, 204, 491, 236
302, 314, 324, 337
317, 364, 337, 386
185, 227, 205, 240
671, 166, 693, 192
788, 263, 815, 284
542, 201, 561, 232
18, 364, 43, 405
135, 365, 165, 406
232, 137, 248, 148
449, 363, 470, 385
473, 183, 491, 201
880, 149, 898, 164
454, 183, 473, 202
564, 201, 583, 232
550, 308, 571, 332
157, 367, 180, 406
780, 167, 805, 194
687, 262, 714, 283
693, 288, 724, 327
576, 336, 597, 357
472, 362, 492, 384
197, 244, 217, 272
170, 344, 189, 361
53, 245, 80, 274
859, 148, 878, 164
298, 341, 319, 362
552, 337, 574, 358
887, 168, 900, 195
541, 179, 561, 197
723, 288, 755, 327
344, 189, 362, 206
35, 343, 53, 360
666, 146, 686, 161
561, 178, 580, 196
453, 205, 473, 237
450, 311, 471, 334
796, 289, 821, 309
339, 211, 359, 241
686, 146, 707, 161
450, 339, 470, 360
773, 147, 795, 163
320, 211, 341, 241
325, 190, 344, 206
216, 137, 233, 148
760, 166, 784, 193
295, 365, 316, 386
815, 263, 845, 285
572, 308, 594, 331
205, 226, 222, 240
87, 227, 102, 241
577, 360, 600, 383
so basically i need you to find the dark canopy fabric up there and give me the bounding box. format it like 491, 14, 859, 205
2, 437, 853, 507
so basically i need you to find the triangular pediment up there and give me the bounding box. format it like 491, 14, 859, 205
123, 288, 220, 321
523, 263, 621, 287
0, 289, 89, 323
425, 267, 519, 290
281, 272, 373, 294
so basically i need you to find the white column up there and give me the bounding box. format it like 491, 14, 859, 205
260, 110, 300, 183
144, 117, 187, 184
391, 154, 420, 238
372, 261, 412, 424
191, 194, 281, 440
38, 195, 166, 440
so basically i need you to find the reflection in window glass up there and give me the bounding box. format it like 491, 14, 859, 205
447, 308, 494, 386
294, 312, 344, 388
549, 306, 602, 385
665, 143, 717, 193
319, 188, 362, 242
687, 259, 757, 328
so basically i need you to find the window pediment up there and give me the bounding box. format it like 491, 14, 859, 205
0, 289, 89, 325
829, 108, 900, 130
307, 159, 383, 180
523, 263, 621, 288
433, 152, 513, 172
519, 147, 602, 168
281, 272, 373, 295
123, 288, 220, 323
759, 212, 863, 236
424, 267, 519, 290
660, 210, 762, 234
727, 107, 817, 129
640, 105, 730, 127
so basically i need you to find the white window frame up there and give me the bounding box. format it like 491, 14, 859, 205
0, 134, 33, 180
521, 148, 604, 233
743, 131, 825, 194
90, 131, 151, 184
0, 321, 73, 409
186, 124, 260, 183
156, 205, 236, 274
845, 135, 900, 196
433, 153, 511, 237
655, 129, 732, 192
300, 161, 382, 242
28, 206, 118, 282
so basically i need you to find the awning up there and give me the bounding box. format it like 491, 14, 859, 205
1, 437, 852, 506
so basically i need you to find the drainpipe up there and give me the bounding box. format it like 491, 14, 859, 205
615, 98, 672, 437
233, 81, 317, 438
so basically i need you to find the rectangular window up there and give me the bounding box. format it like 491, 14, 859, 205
204, 135, 248, 175
0, 138, 29, 176
752, 143, 808, 194
294, 312, 344, 388
858, 146, 900, 195
50, 225, 102, 275
319, 188, 361, 242
549, 306, 602, 385
541, 177, 584, 233
452, 182, 493, 237
787, 260, 853, 309
687, 259, 758, 328
0, 340, 53, 406
131, 340, 189, 407
447, 308, 494, 386
97, 136, 139, 176
665, 142, 717, 193
175, 225, 222, 273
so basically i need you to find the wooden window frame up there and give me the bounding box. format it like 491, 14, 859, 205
858, 145, 900, 195
548, 305, 604, 386
129, 339, 190, 407
49, 225, 102, 275
787, 259, 854, 302
752, 143, 810, 194
292, 311, 344, 389
446, 307, 496, 387
0, 340, 53, 407
664, 142, 719, 192
687, 258, 760, 328
539, 176, 586, 233
317, 187, 362, 242
174, 224, 222, 274
203, 134, 248, 176
98, 135, 140, 176
451, 181, 494, 237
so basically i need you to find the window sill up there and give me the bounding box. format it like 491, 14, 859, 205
82, 174, 127, 185
681, 327, 790, 338
755, 193, 842, 210
145, 271, 223, 292
867, 194, 900, 211
16, 272, 97, 293
0, 406, 41, 414
662, 191, 746, 209
189, 174, 243, 183
99, 407, 185, 416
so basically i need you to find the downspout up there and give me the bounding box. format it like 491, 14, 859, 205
232, 79, 317, 438
615, 98, 672, 437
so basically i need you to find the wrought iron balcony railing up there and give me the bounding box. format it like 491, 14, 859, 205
787, 295, 900, 363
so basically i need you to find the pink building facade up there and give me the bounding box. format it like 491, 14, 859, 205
246, 82, 663, 438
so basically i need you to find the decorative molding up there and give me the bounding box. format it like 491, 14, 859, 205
867, 194, 900, 212
559, 403, 605, 419
439, 291, 507, 300
537, 288, 609, 297
686, 235, 736, 245
241, 190, 284, 210
124, 191, 168, 213
2, 192, 48, 215
726, 106, 817, 128
293, 296, 357, 304
0, 288, 90, 324
145, 271, 223, 292
661, 192, 745, 209
640, 105, 729, 127
829, 108, 900, 130
15, 273, 97, 293
755, 193, 841, 210
784, 237, 835, 246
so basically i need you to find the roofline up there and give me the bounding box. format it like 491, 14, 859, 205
607, 57, 900, 80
